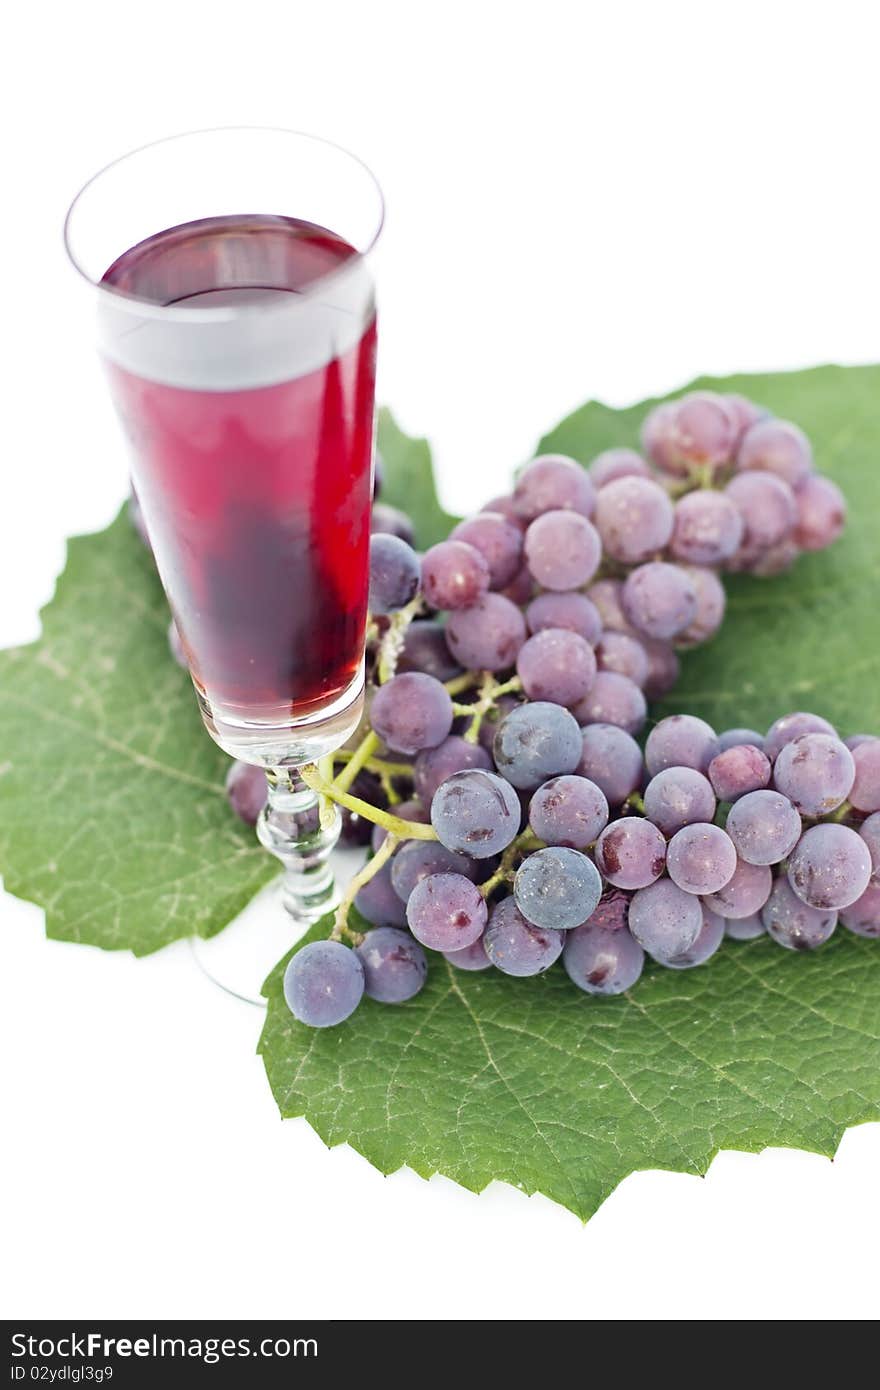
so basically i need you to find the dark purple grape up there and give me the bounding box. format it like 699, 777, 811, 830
369, 534, 421, 615
513, 454, 595, 521
355, 860, 409, 927
443, 935, 493, 970
371, 502, 415, 545
431, 768, 521, 858
445, 593, 527, 671
665, 906, 725, 969
498, 562, 535, 605
703, 857, 772, 919
355, 927, 427, 1003
718, 727, 765, 753
670, 489, 744, 566
528, 774, 609, 849
595, 817, 667, 890
563, 923, 644, 995
493, 701, 583, 790
594, 476, 674, 563
628, 879, 703, 962
371, 672, 454, 755
414, 735, 492, 804
483, 896, 564, 976
595, 631, 649, 688
421, 539, 490, 611
725, 913, 765, 941
787, 823, 872, 910
666, 823, 737, 896
762, 877, 837, 951
643, 767, 716, 836
850, 739, 880, 812
406, 873, 487, 951
725, 790, 802, 866
577, 724, 643, 806
572, 672, 647, 736
390, 838, 480, 901
283, 941, 364, 1027
397, 620, 462, 682
225, 760, 268, 826
839, 883, 880, 938
451, 512, 524, 589
764, 711, 837, 763
524, 509, 601, 590
708, 744, 771, 802
859, 812, 880, 881
526, 591, 602, 645
772, 733, 855, 815
340, 770, 387, 847
513, 846, 602, 931
645, 715, 720, 777
516, 627, 597, 707
622, 562, 698, 641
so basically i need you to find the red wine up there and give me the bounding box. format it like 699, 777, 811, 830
101, 214, 376, 739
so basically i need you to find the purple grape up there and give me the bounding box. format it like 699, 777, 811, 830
283, 941, 364, 1027
666, 823, 737, 895
499, 563, 535, 605
586, 578, 637, 635
589, 447, 651, 489
168, 618, 187, 668
526, 591, 602, 644
578, 724, 644, 806
670, 391, 739, 469
225, 760, 268, 826
595, 631, 649, 688
421, 539, 490, 611
563, 923, 644, 995
414, 735, 492, 804
355, 860, 409, 927
736, 418, 813, 488
406, 873, 488, 951
397, 620, 461, 682
451, 512, 524, 589
794, 475, 846, 551
703, 857, 773, 919
846, 734, 876, 751
628, 879, 703, 962
431, 768, 521, 858
859, 812, 880, 882
513, 453, 596, 521
622, 562, 698, 641
572, 671, 647, 736
725, 790, 802, 866
524, 509, 601, 591
594, 476, 675, 564
764, 711, 837, 762
677, 566, 726, 647
483, 896, 565, 976
772, 733, 855, 815
371, 672, 454, 755
369, 534, 421, 614
528, 774, 609, 849
670, 490, 744, 565
513, 846, 602, 930
641, 638, 680, 700
850, 739, 880, 813
371, 502, 415, 545
666, 905, 725, 969
390, 838, 479, 901
725, 470, 797, 553
480, 494, 527, 532
640, 400, 681, 473
584, 889, 631, 932
444, 593, 527, 671
708, 744, 771, 802
493, 701, 582, 790
839, 883, 880, 938
371, 798, 429, 853
762, 877, 837, 951
787, 823, 872, 910
725, 394, 767, 442
355, 927, 428, 1003
595, 817, 667, 890
718, 727, 765, 753
443, 935, 493, 970
725, 913, 765, 941
341, 770, 387, 847
516, 627, 597, 707
643, 766, 716, 836
645, 715, 720, 777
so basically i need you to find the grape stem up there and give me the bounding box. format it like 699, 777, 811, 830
451, 673, 522, 744
332, 730, 380, 794
299, 762, 438, 840
444, 671, 480, 697
377, 595, 425, 684
331, 833, 399, 944
479, 828, 545, 898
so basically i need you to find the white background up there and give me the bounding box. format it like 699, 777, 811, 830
2, 0, 878, 1321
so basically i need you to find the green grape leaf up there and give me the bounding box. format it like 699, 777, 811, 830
0, 417, 449, 953
259, 364, 880, 1221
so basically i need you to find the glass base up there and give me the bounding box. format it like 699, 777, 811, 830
196, 664, 365, 768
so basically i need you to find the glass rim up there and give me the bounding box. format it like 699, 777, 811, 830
62, 125, 385, 324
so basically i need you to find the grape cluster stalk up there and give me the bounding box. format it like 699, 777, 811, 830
188, 391, 872, 1028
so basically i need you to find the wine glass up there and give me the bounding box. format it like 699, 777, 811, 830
64, 128, 384, 988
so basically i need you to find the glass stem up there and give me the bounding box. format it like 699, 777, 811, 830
256, 768, 342, 922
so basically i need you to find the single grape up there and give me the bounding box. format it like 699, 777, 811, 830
431, 768, 521, 858
595, 631, 649, 688
850, 739, 880, 812
641, 637, 680, 700
355, 927, 428, 1003
594, 476, 675, 564
666, 823, 737, 895
589, 447, 651, 489
563, 923, 644, 995
670, 490, 744, 566
794, 475, 846, 551
724, 393, 767, 442
595, 817, 667, 890
582, 889, 631, 933
481, 494, 527, 532
355, 859, 409, 927
703, 857, 772, 919
708, 744, 771, 802
516, 627, 597, 707
398, 620, 462, 682
421, 539, 490, 611
628, 879, 704, 962
622, 562, 698, 640
370, 672, 454, 755
725, 790, 802, 866
225, 760, 269, 826
665, 905, 726, 969
406, 873, 488, 951
725, 913, 766, 940
444, 593, 527, 671
390, 838, 479, 902
513, 846, 602, 931
718, 727, 766, 753
725, 470, 797, 552
493, 701, 583, 790
585, 578, 637, 635
168, 618, 187, 668
643, 766, 716, 836
528, 774, 609, 849
526, 591, 602, 644
670, 391, 739, 468
762, 876, 837, 950
839, 883, 880, 938
846, 734, 876, 751
858, 812, 880, 882
772, 733, 856, 815
640, 400, 681, 473
513, 453, 596, 521
578, 724, 644, 806
572, 671, 647, 736
524, 509, 601, 591
764, 711, 837, 762
787, 823, 872, 910
483, 896, 565, 976
368, 533, 421, 614
736, 418, 813, 488
372, 798, 429, 853
451, 512, 524, 589
414, 735, 492, 805
283, 941, 364, 1028
645, 715, 720, 777
443, 935, 493, 969
676, 566, 726, 647
371, 501, 415, 545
